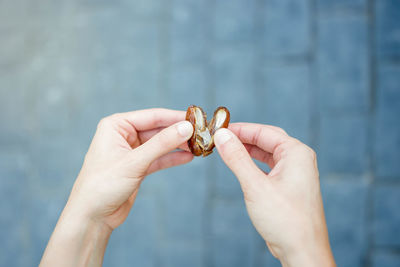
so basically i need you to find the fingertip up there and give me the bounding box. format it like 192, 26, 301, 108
176, 121, 194, 139
214, 128, 233, 148
134, 121, 193, 166
214, 128, 264, 191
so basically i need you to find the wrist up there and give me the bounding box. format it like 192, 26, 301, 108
274, 234, 336, 267
59, 201, 113, 251
268, 220, 336, 267
59, 203, 113, 239
279, 245, 336, 267
40, 203, 112, 267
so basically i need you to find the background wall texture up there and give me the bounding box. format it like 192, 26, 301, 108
1, 0, 400, 266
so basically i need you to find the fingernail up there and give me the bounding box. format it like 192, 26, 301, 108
214, 128, 232, 146
177, 121, 193, 137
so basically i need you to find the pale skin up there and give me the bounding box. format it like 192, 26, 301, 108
39, 108, 336, 267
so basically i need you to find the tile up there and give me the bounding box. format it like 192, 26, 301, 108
317, 17, 369, 112
318, 114, 368, 174
104, 193, 159, 267
373, 185, 400, 247
375, 65, 400, 177
211, 199, 257, 267
376, 0, 400, 59
321, 179, 368, 267
264, 0, 311, 57
318, 0, 367, 14
214, 0, 256, 42
372, 250, 400, 267
262, 64, 312, 144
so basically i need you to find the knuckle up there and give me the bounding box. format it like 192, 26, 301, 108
292, 141, 316, 159
130, 151, 150, 171
155, 128, 171, 146
150, 158, 162, 172
272, 126, 288, 135
224, 144, 247, 164
273, 138, 296, 159
110, 112, 123, 119
151, 110, 165, 127
287, 138, 304, 150
274, 137, 317, 162
273, 143, 285, 160
307, 146, 317, 159
152, 108, 167, 113
97, 116, 112, 129
97, 113, 121, 130
306, 147, 317, 162
243, 190, 257, 204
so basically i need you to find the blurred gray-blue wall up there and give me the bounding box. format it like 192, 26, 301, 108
1, 0, 400, 266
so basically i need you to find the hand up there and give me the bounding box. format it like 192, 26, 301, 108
213, 123, 336, 267
67, 109, 194, 229
40, 108, 194, 267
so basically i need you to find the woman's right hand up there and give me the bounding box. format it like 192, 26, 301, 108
213, 123, 336, 267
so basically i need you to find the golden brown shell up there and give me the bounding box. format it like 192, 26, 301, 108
185, 105, 230, 157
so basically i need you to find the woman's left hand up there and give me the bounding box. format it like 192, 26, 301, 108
40, 108, 194, 267
68, 108, 194, 229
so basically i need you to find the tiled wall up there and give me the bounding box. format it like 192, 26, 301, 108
0, 0, 399, 266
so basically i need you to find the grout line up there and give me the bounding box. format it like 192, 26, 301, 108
157, 0, 172, 108
318, 109, 373, 117
202, 1, 216, 266
154, 187, 166, 267
155, 0, 173, 266
378, 57, 400, 65
254, 0, 268, 265
309, 0, 320, 153
254, 0, 267, 117
365, 0, 377, 266
373, 178, 400, 185
370, 246, 400, 253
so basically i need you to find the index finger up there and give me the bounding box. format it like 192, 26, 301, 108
115, 108, 186, 131
138, 127, 191, 151
228, 123, 290, 153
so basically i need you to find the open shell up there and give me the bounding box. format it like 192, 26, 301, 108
186, 105, 230, 157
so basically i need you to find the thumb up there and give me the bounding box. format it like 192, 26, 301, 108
133, 120, 194, 167
214, 128, 264, 189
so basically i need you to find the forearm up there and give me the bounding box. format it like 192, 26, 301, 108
279, 246, 336, 267
276, 224, 336, 267
40, 202, 112, 267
